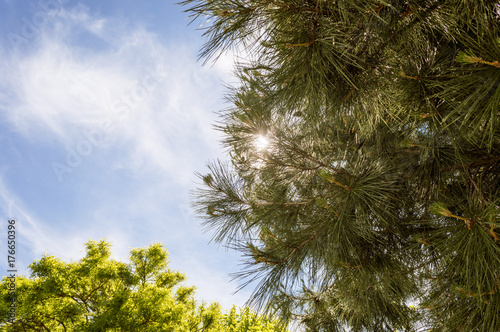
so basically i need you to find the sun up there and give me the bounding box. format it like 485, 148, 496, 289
254, 135, 270, 151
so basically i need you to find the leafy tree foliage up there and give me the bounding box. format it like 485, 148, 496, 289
184, 0, 500, 330
0, 240, 285, 332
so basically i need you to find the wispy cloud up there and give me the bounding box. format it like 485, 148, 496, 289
1, 5, 230, 181
0, 3, 251, 308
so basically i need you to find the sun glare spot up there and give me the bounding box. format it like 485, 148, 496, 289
255, 135, 270, 150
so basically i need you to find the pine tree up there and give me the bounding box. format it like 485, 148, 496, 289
183, 0, 500, 330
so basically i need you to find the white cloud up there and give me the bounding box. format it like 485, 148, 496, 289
1, 5, 228, 181
0, 4, 254, 308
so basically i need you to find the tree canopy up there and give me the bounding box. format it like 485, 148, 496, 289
183, 0, 500, 330
0, 240, 286, 332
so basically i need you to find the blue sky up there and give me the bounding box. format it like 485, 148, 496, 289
0, 0, 252, 308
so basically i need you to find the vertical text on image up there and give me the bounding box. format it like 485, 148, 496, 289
6, 219, 17, 323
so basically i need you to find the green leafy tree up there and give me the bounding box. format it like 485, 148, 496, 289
222, 306, 284, 332
184, 0, 500, 330
0, 240, 286, 332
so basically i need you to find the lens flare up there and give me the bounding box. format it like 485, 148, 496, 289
255, 135, 269, 150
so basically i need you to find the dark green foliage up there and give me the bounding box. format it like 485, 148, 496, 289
185, 0, 500, 330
